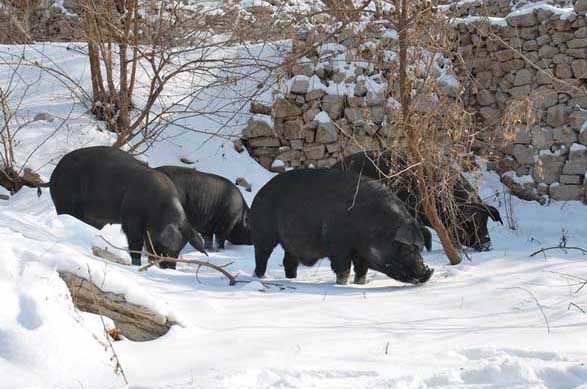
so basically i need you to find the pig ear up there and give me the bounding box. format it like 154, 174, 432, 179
189, 229, 208, 256
420, 226, 432, 251
395, 223, 421, 248
486, 205, 503, 225
160, 224, 183, 251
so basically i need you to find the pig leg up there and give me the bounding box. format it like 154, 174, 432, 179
215, 219, 237, 251
283, 251, 299, 279
330, 255, 352, 285
254, 239, 277, 278
353, 257, 368, 285
326, 230, 353, 285
122, 218, 144, 266
203, 233, 214, 251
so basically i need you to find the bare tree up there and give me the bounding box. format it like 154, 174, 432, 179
0, 45, 84, 193
78, 0, 280, 151
379, 0, 468, 264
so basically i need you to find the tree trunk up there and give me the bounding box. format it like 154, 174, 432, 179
117, 41, 130, 131
397, 0, 462, 266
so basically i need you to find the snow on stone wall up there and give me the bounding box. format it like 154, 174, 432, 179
241, 20, 460, 172
242, 0, 587, 203
456, 0, 587, 202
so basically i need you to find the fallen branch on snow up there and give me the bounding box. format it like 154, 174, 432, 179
233, 280, 297, 290
139, 258, 236, 286
529, 246, 587, 257
92, 246, 130, 266
546, 271, 587, 294
501, 286, 550, 334
568, 302, 585, 314
98, 235, 237, 286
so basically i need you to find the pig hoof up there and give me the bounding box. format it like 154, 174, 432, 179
354, 275, 367, 285
253, 270, 265, 278
336, 272, 350, 285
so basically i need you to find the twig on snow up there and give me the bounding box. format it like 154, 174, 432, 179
546, 271, 587, 295
529, 246, 587, 258
98, 235, 236, 285
501, 286, 550, 334
86, 265, 129, 385
568, 302, 585, 314
233, 280, 297, 290
139, 258, 236, 286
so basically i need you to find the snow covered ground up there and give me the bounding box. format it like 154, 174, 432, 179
1, 44, 587, 388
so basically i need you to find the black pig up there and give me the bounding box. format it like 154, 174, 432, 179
156, 166, 252, 250
49, 146, 207, 268
331, 150, 502, 251
250, 169, 433, 285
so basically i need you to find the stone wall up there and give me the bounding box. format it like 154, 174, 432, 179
241, 21, 460, 172
440, 0, 573, 18
242, 0, 587, 203
0, 0, 83, 43
0, 0, 295, 44
455, 0, 587, 202
440, 0, 513, 18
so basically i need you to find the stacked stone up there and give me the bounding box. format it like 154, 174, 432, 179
0, 0, 84, 43
242, 82, 390, 172
441, 0, 513, 18
241, 22, 444, 172
456, 0, 587, 201
441, 0, 573, 18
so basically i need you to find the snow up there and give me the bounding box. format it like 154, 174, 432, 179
308, 74, 327, 92
318, 43, 347, 56
384, 49, 398, 63
383, 29, 399, 40
437, 72, 460, 91
502, 171, 535, 185
540, 147, 567, 157
240, 0, 272, 9
314, 111, 332, 124
507, 3, 576, 21
386, 97, 401, 109
453, 2, 576, 26
250, 113, 273, 127
1, 43, 587, 388
454, 15, 509, 27
438, 0, 479, 11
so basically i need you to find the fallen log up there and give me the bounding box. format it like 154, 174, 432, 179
59, 271, 176, 341
0, 167, 44, 194
91, 246, 130, 266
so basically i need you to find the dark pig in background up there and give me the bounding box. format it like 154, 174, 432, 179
331, 150, 502, 251
156, 166, 252, 251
